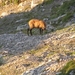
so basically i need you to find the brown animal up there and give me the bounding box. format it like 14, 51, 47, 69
27, 19, 46, 35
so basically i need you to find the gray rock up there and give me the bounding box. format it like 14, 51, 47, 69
69, 69, 75, 75
0, 32, 48, 54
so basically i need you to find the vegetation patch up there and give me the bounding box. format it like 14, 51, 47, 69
50, 0, 75, 24
61, 12, 73, 22
57, 0, 75, 16
28, 45, 49, 56
0, 56, 4, 66
55, 24, 75, 34
70, 52, 75, 56
43, 0, 54, 5
59, 60, 75, 75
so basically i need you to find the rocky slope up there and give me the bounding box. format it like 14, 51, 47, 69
0, 0, 75, 34
0, 24, 75, 75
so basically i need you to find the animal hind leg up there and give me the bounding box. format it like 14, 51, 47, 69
41, 29, 43, 35
40, 28, 44, 35
27, 28, 29, 36
30, 29, 32, 35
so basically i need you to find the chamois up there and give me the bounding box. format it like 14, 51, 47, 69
27, 19, 46, 35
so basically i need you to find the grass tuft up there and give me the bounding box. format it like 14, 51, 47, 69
59, 60, 75, 75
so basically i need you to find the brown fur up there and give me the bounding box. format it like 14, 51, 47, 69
27, 19, 46, 35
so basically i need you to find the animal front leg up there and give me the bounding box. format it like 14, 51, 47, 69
40, 28, 43, 35
41, 29, 43, 35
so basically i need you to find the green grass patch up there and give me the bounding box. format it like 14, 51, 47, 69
50, 5, 61, 19
55, 24, 75, 34
70, 51, 75, 56
51, 0, 75, 20
21, 29, 27, 34
28, 45, 49, 56
57, 0, 75, 16
62, 12, 73, 22
0, 45, 2, 48
59, 60, 75, 75
46, 51, 56, 58
0, 56, 4, 66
